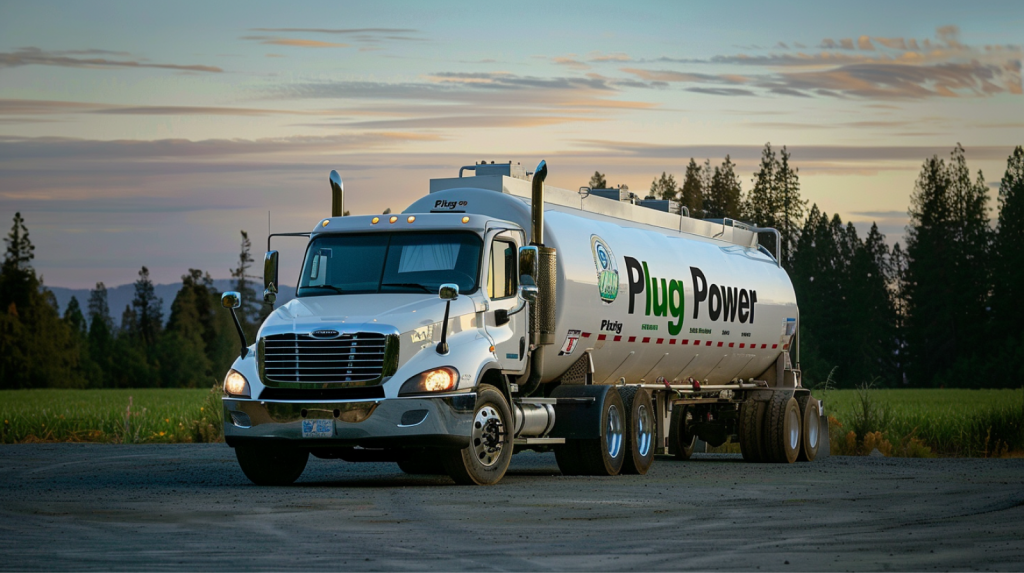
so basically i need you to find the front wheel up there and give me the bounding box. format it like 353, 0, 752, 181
442, 385, 513, 485
234, 444, 309, 486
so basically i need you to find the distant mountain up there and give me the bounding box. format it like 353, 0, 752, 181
47, 280, 296, 324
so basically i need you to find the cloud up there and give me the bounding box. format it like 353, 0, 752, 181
621, 26, 1022, 100
327, 115, 604, 129
240, 35, 348, 48
553, 55, 590, 70
0, 47, 222, 73
0, 99, 340, 117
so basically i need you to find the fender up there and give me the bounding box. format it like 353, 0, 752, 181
548, 385, 617, 440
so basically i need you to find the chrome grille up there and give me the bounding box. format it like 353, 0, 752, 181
261, 333, 387, 384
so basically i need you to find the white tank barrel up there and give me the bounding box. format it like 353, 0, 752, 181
407, 171, 799, 387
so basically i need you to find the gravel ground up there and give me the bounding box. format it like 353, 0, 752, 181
0, 444, 1022, 571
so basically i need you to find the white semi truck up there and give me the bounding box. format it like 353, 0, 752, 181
219, 160, 826, 485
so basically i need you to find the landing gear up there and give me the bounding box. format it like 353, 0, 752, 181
442, 385, 513, 485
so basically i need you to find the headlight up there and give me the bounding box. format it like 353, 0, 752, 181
399, 367, 459, 396
224, 370, 251, 398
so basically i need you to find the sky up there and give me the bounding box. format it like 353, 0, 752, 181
0, 0, 1021, 289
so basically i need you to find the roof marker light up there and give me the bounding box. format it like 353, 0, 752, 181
321, 220, 329, 227
371, 217, 380, 224
407, 216, 416, 223
389, 216, 398, 224
462, 216, 470, 224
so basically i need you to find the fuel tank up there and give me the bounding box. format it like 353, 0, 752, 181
405, 175, 798, 385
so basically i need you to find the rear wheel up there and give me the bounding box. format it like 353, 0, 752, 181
575, 387, 626, 476
796, 395, 821, 462
669, 404, 697, 461
765, 391, 801, 464
739, 399, 767, 463
234, 444, 309, 486
620, 387, 655, 474
442, 385, 513, 485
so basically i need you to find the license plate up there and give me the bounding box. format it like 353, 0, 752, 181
301, 419, 334, 438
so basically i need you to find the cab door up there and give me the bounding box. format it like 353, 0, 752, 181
484, 230, 527, 374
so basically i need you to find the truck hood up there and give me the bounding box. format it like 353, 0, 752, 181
259, 293, 477, 336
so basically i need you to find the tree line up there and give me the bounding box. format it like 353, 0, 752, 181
590, 143, 1024, 388
2, 144, 1022, 390
1, 226, 268, 389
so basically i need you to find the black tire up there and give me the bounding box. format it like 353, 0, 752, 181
554, 440, 587, 476
575, 387, 626, 476
669, 404, 697, 461
796, 394, 821, 462
739, 399, 767, 463
234, 444, 309, 486
619, 386, 655, 475
397, 450, 446, 475
765, 391, 801, 464
442, 385, 514, 485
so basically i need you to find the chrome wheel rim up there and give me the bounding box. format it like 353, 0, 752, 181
472, 405, 505, 467
606, 404, 623, 459
788, 408, 801, 451
636, 403, 652, 457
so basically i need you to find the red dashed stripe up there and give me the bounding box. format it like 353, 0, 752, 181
728, 342, 735, 348
598, 334, 607, 341
783, 344, 789, 350
614, 335, 622, 342
693, 340, 700, 345
642, 337, 651, 344
679, 339, 687, 345
670, 339, 677, 345
772, 344, 778, 349
717, 341, 723, 347
592, 334, 788, 351
706, 341, 712, 346
761, 344, 767, 349
656, 338, 664, 344
740, 343, 745, 348
628, 336, 637, 343
582, 332, 591, 338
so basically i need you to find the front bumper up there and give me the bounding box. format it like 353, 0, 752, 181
223, 393, 476, 449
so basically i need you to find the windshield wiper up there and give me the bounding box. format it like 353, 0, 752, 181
380, 282, 433, 293
301, 285, 344, 294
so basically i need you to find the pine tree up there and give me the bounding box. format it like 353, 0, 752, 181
649, 172, 679, 204
0, 212, 36, 312
704, 156, 744, 220
160, 280, 213, 388
746, 143, 779, 228
230, 230, 260, 337
904, 145, 991, 386
989, 146, 1024, 341
679, 159, 704, 218
777, 147, 807, 267
87, 283, 114, 387
588, 171, 608, 189
64, 296, 87, 335
132, 266, 163, 347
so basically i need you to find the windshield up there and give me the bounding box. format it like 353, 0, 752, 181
297, 231, 483, 297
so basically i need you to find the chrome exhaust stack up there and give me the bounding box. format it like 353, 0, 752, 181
519, 160, 558, 396
330, 170, 344, 217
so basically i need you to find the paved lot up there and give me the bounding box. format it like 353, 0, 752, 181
0, 444, 1022, 571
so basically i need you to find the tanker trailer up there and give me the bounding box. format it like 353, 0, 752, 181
217, 160, 827, 486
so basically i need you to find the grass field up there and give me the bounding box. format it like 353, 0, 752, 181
2, 387, 1022, 456
0, 387, 222, 444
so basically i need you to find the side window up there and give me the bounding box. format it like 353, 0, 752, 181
487, 239, 517, 299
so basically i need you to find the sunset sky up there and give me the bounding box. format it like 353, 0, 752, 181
1, 0, 1021, 288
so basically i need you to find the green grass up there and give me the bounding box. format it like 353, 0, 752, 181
0, 387, 223, 444
818, 388, 1024, 457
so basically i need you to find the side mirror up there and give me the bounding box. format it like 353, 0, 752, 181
221, 291, 241, 310
263, 250, 279, 305
439, 283, 459, 301
518, 245, 538, 287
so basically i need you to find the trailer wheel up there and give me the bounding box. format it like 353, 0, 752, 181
234, 445, 309, 486
619, 386, 655, 474
739, 400, 767, 463
669, 405, 697, 460
397, 450, 446, 475
442, 385, 513, 485
575, 387, 626, 476
765, 391, 801, 464
796, 395, 821, 462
